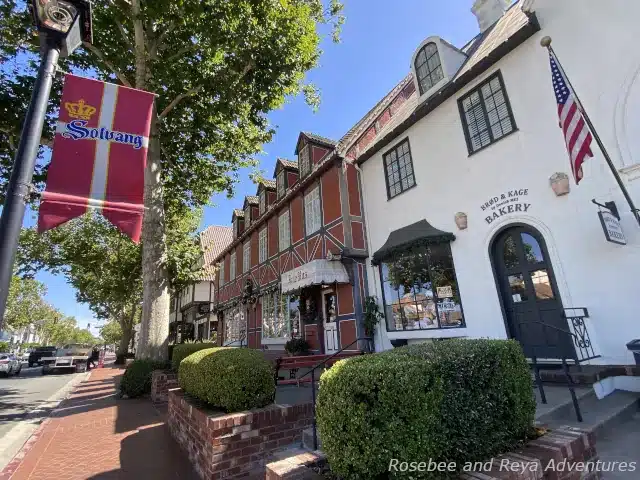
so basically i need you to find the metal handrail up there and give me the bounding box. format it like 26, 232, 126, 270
518, 320, 584, 422
222, 336, 246, 348
297, 336, 373, 381
296, 337, 373, 450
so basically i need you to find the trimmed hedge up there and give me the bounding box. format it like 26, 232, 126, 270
120, 359, 166, 398
316, 339, 535, 479
178, 347, 275, 412
171, 342, 215, 371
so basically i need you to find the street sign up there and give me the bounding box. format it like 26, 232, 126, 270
598, 211, 626, 245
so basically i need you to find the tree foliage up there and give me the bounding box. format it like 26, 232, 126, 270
100, 321, 123, 345
5, 276, 51, 330
1, 0, 344, 358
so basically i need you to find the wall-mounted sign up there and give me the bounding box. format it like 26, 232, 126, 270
436, 285, 453, 298
598, 211, 626, 245
481, 189, 531, 224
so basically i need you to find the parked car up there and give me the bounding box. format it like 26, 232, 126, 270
28, 346, 57, 368
0, 353, 21, 376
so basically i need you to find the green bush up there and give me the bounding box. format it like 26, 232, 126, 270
179, 347, 276, 412
284, 337, 310, 356
316, 339, 535, 479
120, 359, 165, 398
171, 342, 215, 371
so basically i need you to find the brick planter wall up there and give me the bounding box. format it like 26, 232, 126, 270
168, 388, 314, 479
151, 370, 179, 404
265, 427, 602, 480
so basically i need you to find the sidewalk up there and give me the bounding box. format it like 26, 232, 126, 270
0, 367, 198, 480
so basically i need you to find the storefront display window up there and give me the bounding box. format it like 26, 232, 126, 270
223, 306, 246, 342
380, 244, 464, 331
262, 292, 301, 340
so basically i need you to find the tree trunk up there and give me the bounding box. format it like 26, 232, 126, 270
131, 0, 170, 361
139, 112, 170, 361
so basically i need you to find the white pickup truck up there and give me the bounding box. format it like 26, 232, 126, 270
41, 344, 90, 375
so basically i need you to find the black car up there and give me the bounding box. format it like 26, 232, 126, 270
28, 346, 57, 368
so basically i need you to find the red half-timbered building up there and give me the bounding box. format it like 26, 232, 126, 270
213, 132, 368, 353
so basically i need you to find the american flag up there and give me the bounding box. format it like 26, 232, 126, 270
549, 50, 593, 184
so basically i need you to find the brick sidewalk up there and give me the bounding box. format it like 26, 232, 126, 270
0, 367, 198, 480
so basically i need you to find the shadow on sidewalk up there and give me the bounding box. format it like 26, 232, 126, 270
86, 423, 199, 479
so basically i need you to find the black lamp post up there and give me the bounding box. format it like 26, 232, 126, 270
0, 0, 92, 331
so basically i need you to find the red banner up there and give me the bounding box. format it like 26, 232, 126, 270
38, 74, 155, 243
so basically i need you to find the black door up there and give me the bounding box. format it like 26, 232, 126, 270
492, 225, 574, 359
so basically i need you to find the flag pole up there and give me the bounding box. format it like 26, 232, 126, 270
541, 36, 640, 227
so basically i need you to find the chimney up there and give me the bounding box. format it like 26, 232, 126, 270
471, 0, 510, 32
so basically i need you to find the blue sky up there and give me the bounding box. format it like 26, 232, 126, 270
21, 0, 481, 330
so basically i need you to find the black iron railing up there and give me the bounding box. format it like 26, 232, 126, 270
296, 337, 373, 450
519, 309, 598, 423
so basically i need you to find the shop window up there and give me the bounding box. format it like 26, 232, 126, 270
415, 42, 444, 95
262, 292, 300, 340
380, 243, 464, 331
223, 306, 245, 343
279, 210, 290, 251
259, 228, 268, 263
305, 186, 321, 235
230, 251, 236, 280
383, 139, 416, 199
458, 71, 516, 154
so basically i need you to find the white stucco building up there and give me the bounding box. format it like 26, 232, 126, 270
342, 0, 640, 365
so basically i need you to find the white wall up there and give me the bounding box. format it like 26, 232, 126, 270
362, 0, 640, 364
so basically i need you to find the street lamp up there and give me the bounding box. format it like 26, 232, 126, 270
0, 0, 93, 331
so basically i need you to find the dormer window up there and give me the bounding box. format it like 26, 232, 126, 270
233, 218, 239, 238
277, 170, 286, 199
259, 190, 266, 215
299, 144, 311, 177
244, 205, 251, 228
415, 43, 443, 96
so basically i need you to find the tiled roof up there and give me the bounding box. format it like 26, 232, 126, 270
197, 225, 233, 281
261, 179, 276, 189
244, 195, 259, 206
278, 158, 298, 170
302, 132, 337, 148
232, 209, 244, 218
339, 1, 535, 162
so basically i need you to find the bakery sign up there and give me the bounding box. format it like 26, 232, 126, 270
481, 189, 531, 224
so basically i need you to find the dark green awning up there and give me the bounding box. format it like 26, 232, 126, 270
371, 219, 455, 265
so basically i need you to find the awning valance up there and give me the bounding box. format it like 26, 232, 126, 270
281, 259, 350, 294
372, 219, 455, 265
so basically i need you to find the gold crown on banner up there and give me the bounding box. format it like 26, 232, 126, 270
65, 99, 97, 121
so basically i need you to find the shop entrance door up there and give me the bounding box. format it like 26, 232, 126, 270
322, 290, 339, 354
492, 225, 574, 360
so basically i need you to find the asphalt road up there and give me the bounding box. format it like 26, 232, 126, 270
0, 364, 87, 470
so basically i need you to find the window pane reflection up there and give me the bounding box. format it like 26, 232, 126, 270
521, 233, 544, 263
531, 270, 554, 299
381, 244, 464, 331
503, 236, 518, 268
508, 274, 527, 303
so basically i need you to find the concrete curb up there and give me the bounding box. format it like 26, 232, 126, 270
0, 371, 91, 475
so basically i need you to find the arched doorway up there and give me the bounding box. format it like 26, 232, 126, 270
491, 225, 574, 359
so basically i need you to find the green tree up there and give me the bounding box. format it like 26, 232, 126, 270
100, 321, 123, 346
1, 0, 343, 360
5, 276, 50, 330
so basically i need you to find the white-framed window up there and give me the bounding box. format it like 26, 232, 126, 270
259, 190, 266, 215
230, 251, 236, 280
259, 228, 268, 263
305, 186, 321, 235
277, 170, 286, 199
219, 261, 225, 285
279, 210, 290, 251
299, 144, 311, 177
233, 218, 238, 238
262, 292, 300, 340
244, 205, 251, 228
243, 241, 251, 273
